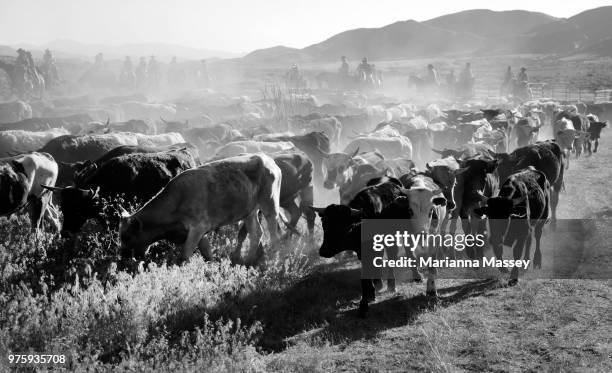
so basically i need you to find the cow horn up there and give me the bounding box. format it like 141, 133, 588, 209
350, 147, 360, 158
476, 190, 489, 202
453, 167, 469, 176
349, 208, 362, 218
89, 186, 100, 197
41, 184, 63, 192
431, 148, 445, 155
117, 205, 131, 218
510, 212, 527, 219
105, 117, 110, 126
308, 206, 326, 215
160, 116, 169, 124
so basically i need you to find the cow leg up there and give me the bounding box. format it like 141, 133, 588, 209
27, 197, 44, 234
425, 267, 438, 298
197, 236, 212, 261
359, 279, 375, 318
461, 211, 477, 259
523, 229, 533, 264
586, 140, 592, 157
533, 224, 544, 269
235, 220, 248, 254
182, 226, 207, 262
509, 236, 527, 286
44, 201, 61, 232
594, 139, 599, 153
243, 210, 264, 266
299, 185, 315, 235
550, 189, 559, 230
385, 245, 398, 293
261, 202, 281, 247
282, 200, 301, 238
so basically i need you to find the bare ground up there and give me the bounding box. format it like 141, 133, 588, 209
261, 131, 612, 372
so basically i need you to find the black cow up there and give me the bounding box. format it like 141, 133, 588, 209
474, 166, 551, 285
311, 178, 413, 317
45, 150, 197, 235
586, 121, 607, 154
494, 141, 563, 229
448, 158, 500, 258
72, 143, 200, 185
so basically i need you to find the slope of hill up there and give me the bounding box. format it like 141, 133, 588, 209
569, 6, 612, 45
241, 6, 612, 64
302, 20, 483, 61
424, 9, 557, 39
243, 46, 312, 65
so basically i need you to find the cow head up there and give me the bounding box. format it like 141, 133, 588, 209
453, 158, 499, 210
322, 148, 359, 189
474, 192, 527, 248
403, 186, 446, 231
310, 204, 362, 258
73, 161, 97, 184
588, 121, 607, 140
118, 212, 148, 259
425, 159, 459, 210
42, 185, 101, 234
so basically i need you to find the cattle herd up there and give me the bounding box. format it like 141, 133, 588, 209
0, 91, 609, 317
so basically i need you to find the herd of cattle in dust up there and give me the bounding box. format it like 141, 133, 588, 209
0, 84, 610, 317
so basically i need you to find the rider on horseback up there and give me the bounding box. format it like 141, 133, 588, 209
339, 56, 349, 77
120, 56, 135, 88
458, 62, 475, 99
356, 57, 372, 80
500, 66, 513, 96
517, 67, 528, 83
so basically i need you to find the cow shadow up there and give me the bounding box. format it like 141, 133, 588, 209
306, 277, 502, 346
198, 257, 503, 353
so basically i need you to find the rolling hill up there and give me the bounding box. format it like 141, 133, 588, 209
242, 6, 612, 64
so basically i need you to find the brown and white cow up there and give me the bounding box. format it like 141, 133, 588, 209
119, 153, 283, 265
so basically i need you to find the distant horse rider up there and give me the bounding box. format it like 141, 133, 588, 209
356, 57, 372, 83
135, 57, 147, 88
339, 56, 349, 76
427, 64, 440, 86
514, 67, 530, 100
148, 56, 159, 89
446, 69, 456, 97
517, 66, 528, 83
168, 56, 185, 87
41, 49, 60, 88
501, 66, 513, 96
459, 62, 474, 98
120, 56, 135, 88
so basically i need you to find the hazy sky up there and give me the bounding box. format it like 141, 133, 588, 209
1, 0, 610, 53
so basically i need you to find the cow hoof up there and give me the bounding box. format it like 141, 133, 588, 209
508, 279, 518, 287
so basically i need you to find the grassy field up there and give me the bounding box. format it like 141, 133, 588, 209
1, 99, 612, 372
